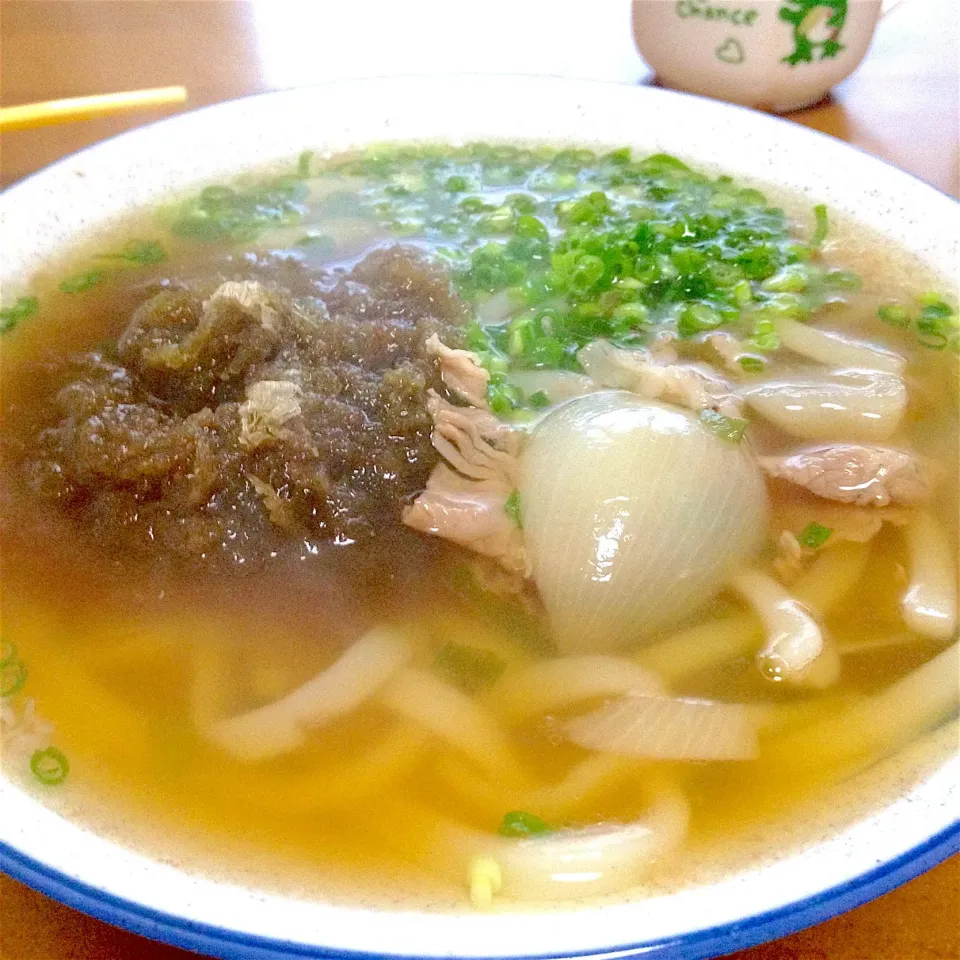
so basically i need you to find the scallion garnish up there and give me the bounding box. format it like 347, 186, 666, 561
434, 643, 506, 694
0, 639, 16, 668
876, 296, 958, 352
30, 746, 69, 786
0, 658, 28, 697
811, 204, 829, 248
0, 296, 39, 334
499, 810, 551, 838
699, 409, 749, 443
95, 239, 166, 266
798, 521, 833, 549
505, 489, 523, 527
59, 270, 105, 295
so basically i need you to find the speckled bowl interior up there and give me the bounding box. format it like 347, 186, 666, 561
1, 76, 957, 960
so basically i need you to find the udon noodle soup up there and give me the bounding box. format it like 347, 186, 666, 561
1, 144, 957, 907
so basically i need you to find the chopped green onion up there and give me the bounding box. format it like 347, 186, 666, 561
611, 302, 651, 328
916, 298, 958, 351
699, 409, 749, 443
877, 303, 911, 328
95, 239, 166, 266
811, 204, 829, 248
505, 489, 523, 527
487, 374, 525, 415
0, 296, 39, 334
445, 174, 469, 193
296, 149, 314, 178
738, 355, 765, 373
499, 810, 551, 838
1, 658, 27, 697
877, 296, 959, 351
528, 389, 550, 409
434, 643, 507, 694
0, 639, 15, 668
823, 269, 861, 290
678, 303, 723, 337
59, 270, 105, 294
798, 521, 833, 549
30, 746, 69, 786
762, 264, 810, 293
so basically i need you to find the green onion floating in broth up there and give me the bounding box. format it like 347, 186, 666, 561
0, 658, 28, 698
0, 296, 39, 334
811, 203, 829, 248
434, 644, 507, 694
30, 746, 70, 786
499, 811, 552, 838
799, 522, 833, 550
59, 269, 105, 294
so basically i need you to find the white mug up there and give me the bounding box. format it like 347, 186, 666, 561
632, 0, 884, 113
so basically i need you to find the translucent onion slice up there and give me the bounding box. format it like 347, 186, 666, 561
566, 693, 759, 761
743, 369, 906, 441
488, 655, 665, 725
205, 627, 412, 762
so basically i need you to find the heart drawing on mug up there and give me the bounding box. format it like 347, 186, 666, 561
715, 37, 745, 64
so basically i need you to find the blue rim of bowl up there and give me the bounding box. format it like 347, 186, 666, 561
1, 75, 957, 960
2, 820, 959, 960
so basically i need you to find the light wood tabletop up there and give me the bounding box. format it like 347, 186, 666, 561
0, 1, 957, 959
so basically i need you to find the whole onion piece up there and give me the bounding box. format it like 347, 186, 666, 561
519, 392, 767, 652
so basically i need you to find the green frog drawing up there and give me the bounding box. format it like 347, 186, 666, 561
780, 0, 848, 64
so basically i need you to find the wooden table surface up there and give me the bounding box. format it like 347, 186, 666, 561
0, 1, 957, 958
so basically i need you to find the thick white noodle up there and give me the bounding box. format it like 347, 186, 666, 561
378, 666, 528, 784
901, 510, 958, 641
204, 627, 412, 762
479, 777, 690, 902
433, 752, 632, 822
731, 570, 836, 687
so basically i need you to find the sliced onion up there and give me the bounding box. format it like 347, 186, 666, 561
205, 627, 412, 762
566, 693, 759, 761
743, 369, 906, 441
488, 655, 665, 725
774, 317, 906, 374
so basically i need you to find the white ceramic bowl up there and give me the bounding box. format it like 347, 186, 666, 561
1, 75, 957, 960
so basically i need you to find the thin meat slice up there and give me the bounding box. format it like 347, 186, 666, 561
578, 340, 742, 418
759, 444, 936, 507
403, 464, 530, 575
403, 391, 528, 573
427, 392, 522, 487
426, 334, 490, 409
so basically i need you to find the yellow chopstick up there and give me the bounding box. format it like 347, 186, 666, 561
0, 86, 188, 133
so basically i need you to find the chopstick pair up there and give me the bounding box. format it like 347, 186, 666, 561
0, 86, 188, 133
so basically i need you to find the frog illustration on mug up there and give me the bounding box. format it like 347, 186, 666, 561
780, 0, 848, 64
